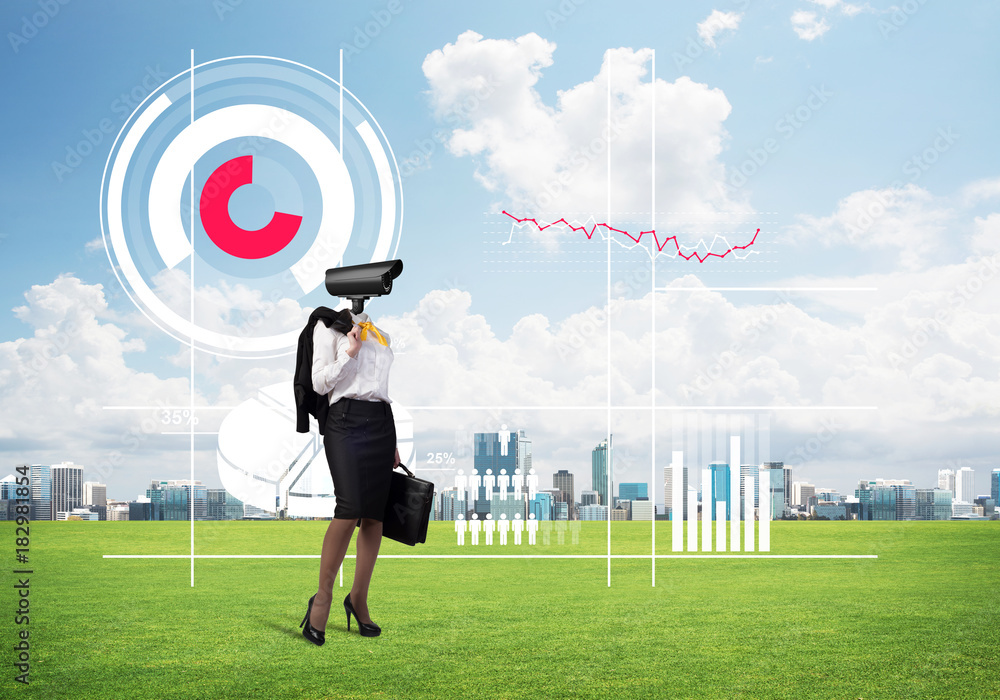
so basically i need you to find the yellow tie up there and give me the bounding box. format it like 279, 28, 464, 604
357, 321, 388, 347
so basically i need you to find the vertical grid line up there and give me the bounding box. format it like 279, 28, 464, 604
339, 49, 344, 155
188, 49, 195, 588
606, 52, 612, 588
650, 49, 656, 587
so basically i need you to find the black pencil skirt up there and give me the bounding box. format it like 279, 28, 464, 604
324, 397, 396, 521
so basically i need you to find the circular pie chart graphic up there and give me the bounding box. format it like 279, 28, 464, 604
100, 55, 403, 358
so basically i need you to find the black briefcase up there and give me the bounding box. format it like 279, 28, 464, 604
381, 463, 433, 546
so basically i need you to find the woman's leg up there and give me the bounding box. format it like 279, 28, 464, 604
309, 517, 358, 631
349, 517, 384, 623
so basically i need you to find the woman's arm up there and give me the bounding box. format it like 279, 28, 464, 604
311, 322, 358, 396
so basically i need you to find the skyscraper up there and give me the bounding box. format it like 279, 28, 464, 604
474, 429, 522, 518
592, 438, 610, 506
709, 463, 730, 521
51, 462, 84, 518
955, 467, 975, 504
792, 482, 816, 508
28, 464, 52, 521
618, 482, 647, 502
740, 464, 759, 520
992, 469, 999, 504
663, 465, 688, 520
553, 470, 575, 511
760, 462, 787, 519
83, 482, 107, 507
937, 468, 956, 495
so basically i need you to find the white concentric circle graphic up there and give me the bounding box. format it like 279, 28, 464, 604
100, 55, 403, 358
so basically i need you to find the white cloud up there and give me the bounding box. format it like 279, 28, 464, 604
791, 10, 831, 40
422, 31, 750, 231
697, 10, 743, 49
783, 184, 956, 271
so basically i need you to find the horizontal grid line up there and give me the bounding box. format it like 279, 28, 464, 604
102, 554, 878, 560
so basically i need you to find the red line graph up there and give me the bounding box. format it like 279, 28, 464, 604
502, 211, 760, 262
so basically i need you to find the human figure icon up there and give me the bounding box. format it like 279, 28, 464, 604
455, 512, 466, 546
484, 468, 495, 496
527, 468, 539, 500
455, 469, 467, 502
512, 512, 524, 545
468, 470, 481, 493
499, 424, 511, 456
570, 519, 581, 544
498, 468, 509, 501
513, 468, 523, 499
527, 512, 539, 545
555, 518, 567, 545
469, 513, 481, 546
498, 513, 510, 545
541, 519, 551, 545
484, 513, 496, 545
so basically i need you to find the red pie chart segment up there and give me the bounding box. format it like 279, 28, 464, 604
199, 155, 302, 259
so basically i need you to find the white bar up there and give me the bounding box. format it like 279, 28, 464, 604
759, 469, 771, 552
730, 437, 740, 552
671, 451, 683, 551
744, 475, 755, 552
715, 501, 726, 551
701, 468, 712, 552
686, 487, 698, 552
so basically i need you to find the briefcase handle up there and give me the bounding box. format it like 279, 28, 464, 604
393, 462, 415, 478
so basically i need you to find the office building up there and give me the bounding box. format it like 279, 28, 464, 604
51, 462, 84, 519
740, 465, 759, 519
580, 490, 599, 507
146, 479, 208, 521
611, 503, 629, 521
592, 438, 610, 506
792, 482, 815, 508
474, 429, 524, 518
578, 504, 609, 521
913, 488, 952, 520
992, 469, 999, 504
760, 462, 788, 519
553, 470, 575, 517
530, 491, 553, 521
631, 499, 653, 521
83, 482, 107, 507
554, 501, 569, 520
938, 468, 956, 496
438, 487, 464, 521
107, 503, 130, 521
29, 464, 52, 520
207, 488, 244, 520
619, 482, 648, 502
955, 467, 975, 503
708, 463, 730, 521
664, 464, 688, 520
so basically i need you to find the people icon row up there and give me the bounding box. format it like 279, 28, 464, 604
454, 512, 540, 545
454, 468, 539, 501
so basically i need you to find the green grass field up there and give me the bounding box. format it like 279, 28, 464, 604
2, 519, 997, 699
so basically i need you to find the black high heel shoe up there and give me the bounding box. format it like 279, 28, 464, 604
300, 594, 325, 646
344, 594, 381, 637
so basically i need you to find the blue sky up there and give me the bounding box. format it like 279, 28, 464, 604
2, 0, 999, 503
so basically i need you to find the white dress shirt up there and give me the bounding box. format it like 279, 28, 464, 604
311, 311, 394, 405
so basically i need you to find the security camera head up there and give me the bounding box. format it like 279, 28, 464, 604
324, 259, 403, 314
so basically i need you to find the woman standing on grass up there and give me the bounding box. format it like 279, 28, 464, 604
299, 308, 399, 645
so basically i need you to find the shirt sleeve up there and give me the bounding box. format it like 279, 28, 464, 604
311, 322, 357, 396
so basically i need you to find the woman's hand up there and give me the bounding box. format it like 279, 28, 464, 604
394, 448, 401, 468
345, 324, 362, 358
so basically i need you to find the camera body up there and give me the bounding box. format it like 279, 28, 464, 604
324, 259, 403, 313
